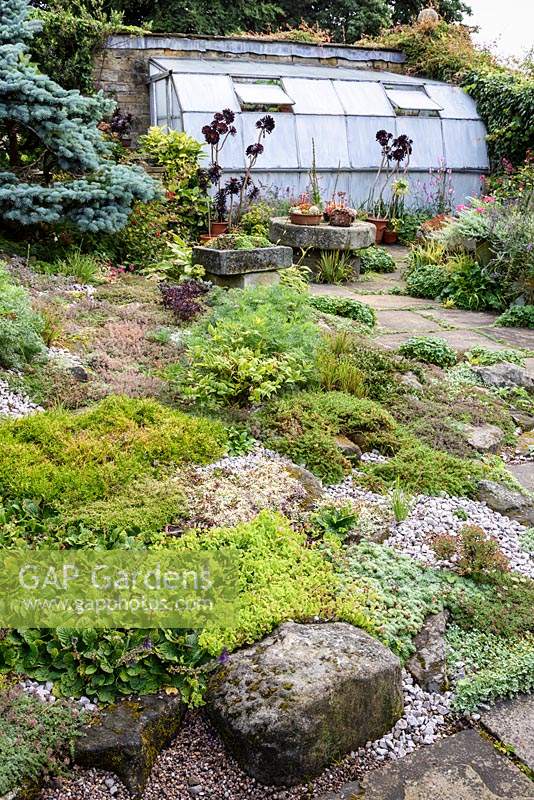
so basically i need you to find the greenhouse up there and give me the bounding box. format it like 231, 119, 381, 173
147, 53, 489, 205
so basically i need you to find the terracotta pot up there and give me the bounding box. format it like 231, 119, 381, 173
289, 213, 322, 226
120, 138, 132, 148
209, 221, 229, 236
366, 217, 388, 244
383, 229, 398, 245
199, 233, 215, 244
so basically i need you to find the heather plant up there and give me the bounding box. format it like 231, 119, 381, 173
0, 0, 159, 231
175, 286, 320, 406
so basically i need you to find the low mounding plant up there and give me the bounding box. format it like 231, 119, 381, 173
465, 346, 525, 367
308, 295, 376, 328
175, 285, 320, 406
359, 246, 396, 274
37, 249, 102, 283
399, 336, 457, 368
495, 305, 534, 329
160, 280, 211, 322
205, 233, 271, 250
0, 688, 83, 796
405, 263, 449, 299
0, 263, 45, 369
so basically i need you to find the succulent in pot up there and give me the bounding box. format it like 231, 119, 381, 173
366, 130, 413, 243
289, 193, 322, 225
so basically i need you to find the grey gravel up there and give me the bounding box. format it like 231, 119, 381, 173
0, 378, 42, 419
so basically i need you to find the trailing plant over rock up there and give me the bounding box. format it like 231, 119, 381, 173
0, 0, 159, 232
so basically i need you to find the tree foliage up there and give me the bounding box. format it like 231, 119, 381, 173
103, 0, 470, 42
0, 0, 160, 232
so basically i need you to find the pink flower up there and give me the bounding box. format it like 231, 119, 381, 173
456, 204, 468, 212
482, 195, 495, 203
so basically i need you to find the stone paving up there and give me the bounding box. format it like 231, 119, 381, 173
358, 729, 534, 799
310, 245, 534, 355
480, 694, 534, 772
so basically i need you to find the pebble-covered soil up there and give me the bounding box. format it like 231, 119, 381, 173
0, 377, 42, 418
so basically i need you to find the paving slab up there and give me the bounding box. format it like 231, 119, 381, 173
486, 328, 534, 350
376, 329, 511, 352
352, 294, 440, 311
525, 358, 534, 379
419, 308, 500, 329
359, 729, 534, 799
481, 694, 534, 770
507, 464, 534, 493
376, 309, 444, 334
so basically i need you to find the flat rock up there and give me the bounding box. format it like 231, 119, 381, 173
406, 611, 448, 692
507, 463, 534, 493
359, 729, 534, 799
376, 309, 443, 333
315, 781, 361, 800
75, 694, 185, 798
269, 218, 375, 251
461, 423, 505, 453
472, 362, 534, 391
207, 621, 403, 786
481, 694, 534, 771
478, 480, 534, 527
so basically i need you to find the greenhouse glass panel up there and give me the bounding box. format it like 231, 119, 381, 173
425, 84, 480, 119
346, 116, 398, 168
281, 78, 344, 115
171, 73, 239, 113
233, 82, 295, 108
333, 81, 394, 117
385, 87, 443, 114
396, 117, 444, 169
295, 115, 349, 167
442, 119, 489, 169
181, 112, 245, 169
241, 113, 298, 168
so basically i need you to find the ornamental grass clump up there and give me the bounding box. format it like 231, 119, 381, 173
175, 285, 321, 406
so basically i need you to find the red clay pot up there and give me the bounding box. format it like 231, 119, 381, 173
289, 213, 322, 226
366, 217, 388, 244
382, 229, 398, 245
209, 221, 230, 236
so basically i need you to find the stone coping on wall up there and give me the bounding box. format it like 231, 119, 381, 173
105, 33, 406, 67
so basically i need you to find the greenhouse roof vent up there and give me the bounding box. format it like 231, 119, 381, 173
385, 85, 443, 116
233, 80, 295, 110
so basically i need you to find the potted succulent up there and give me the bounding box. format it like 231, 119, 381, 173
383, 219, 399, 244
366, 130, 413, 244
324, 193, 356, 227
289, 193, 322, 225
201, 110, 275, 238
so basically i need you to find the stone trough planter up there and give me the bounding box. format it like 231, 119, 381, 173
269, 217, 376, 278
192, 244, 293, 288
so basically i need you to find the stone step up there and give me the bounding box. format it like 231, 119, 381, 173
356, 729, 534, 799
480, 694, 534, 772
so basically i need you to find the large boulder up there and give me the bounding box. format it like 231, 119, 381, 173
207, 621, 403, 786
477, 480, 534, 527
471, 362, 534, 391
74, 694, 185, 798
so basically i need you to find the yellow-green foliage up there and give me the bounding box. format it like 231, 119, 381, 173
172, 511, 370, 653
0, 396, 227, 511
260, 390, 400, 483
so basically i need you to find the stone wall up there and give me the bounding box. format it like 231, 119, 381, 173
94, 34, 406, 142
